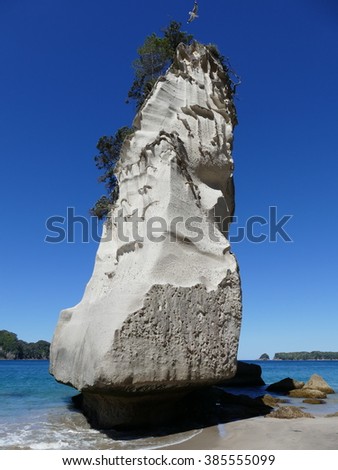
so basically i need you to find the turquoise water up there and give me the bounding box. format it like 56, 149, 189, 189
247, 360, 338, 390
0, 360, 337, 449
0, 361, 202, 449
0, 360, 74, 421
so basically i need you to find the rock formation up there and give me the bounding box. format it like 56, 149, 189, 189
266, 378, 305, 394
303, 374, 335, 394
288, 389, 327, 399
267, 374, 335, 401
302, 398, 326, 405
258, 353, 270, 360
50, 42, 242, 427
220, 361, 265, 387
266, 406, 314, 419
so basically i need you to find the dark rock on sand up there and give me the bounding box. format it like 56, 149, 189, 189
211, 389, 273, 420
72, 387, 274, 431
219, 361, 265, 387
266, 377, 304, 394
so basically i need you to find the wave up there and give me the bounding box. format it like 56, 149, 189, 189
0, 408, 203, 450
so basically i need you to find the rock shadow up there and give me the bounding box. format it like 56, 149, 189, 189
70, 386, 273, 442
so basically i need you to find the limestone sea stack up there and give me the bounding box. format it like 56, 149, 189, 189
50, 42, 242, 427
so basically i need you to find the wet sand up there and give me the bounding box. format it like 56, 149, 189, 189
164, 415, 338, 450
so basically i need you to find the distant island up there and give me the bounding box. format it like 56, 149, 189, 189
274, 351, 338, 360
0, 330, 50, 360
258, 353, 270, 360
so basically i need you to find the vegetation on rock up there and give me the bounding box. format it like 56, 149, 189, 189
90, 22, 193, 219
0, 330, 50, 360
90, 21, 239, 220
90, 127, 134, 219
127, 21, 193, 110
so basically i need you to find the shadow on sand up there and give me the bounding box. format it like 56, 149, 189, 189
70, 386, 273, 442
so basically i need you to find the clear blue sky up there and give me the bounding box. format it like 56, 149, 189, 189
1, 0, 337, 359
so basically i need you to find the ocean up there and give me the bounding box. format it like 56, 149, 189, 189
0, 360, 337, 450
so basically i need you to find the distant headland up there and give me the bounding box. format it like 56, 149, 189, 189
0, 330, 50, 360
259, 352, 338, 361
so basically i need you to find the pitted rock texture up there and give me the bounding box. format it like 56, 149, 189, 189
109, 276, 241, 391
50, 42, 242, 407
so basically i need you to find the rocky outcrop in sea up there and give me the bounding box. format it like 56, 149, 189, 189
50, 42, 242, 428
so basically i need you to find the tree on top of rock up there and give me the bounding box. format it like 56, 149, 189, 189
90, 21, 239, 220
127, 21, 193, 109
91, 22, 193, 219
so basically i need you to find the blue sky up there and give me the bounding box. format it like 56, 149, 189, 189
0, 0, 337, 359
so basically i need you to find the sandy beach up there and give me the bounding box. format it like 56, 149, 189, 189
165, 415, 338, 450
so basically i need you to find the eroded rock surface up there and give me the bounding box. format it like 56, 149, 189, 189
50, 42, 242, 427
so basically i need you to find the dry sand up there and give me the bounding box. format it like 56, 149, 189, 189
165, 416, 338, 450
